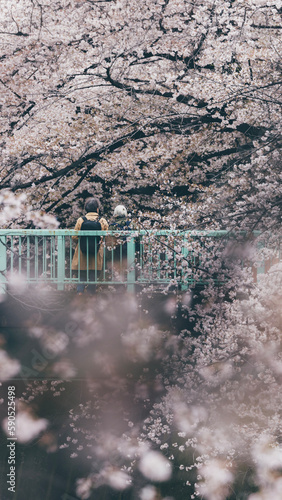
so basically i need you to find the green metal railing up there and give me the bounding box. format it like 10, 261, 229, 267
0, 229, 274, 294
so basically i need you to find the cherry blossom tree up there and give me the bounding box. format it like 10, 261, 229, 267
0, 0, 281, 227
0, 1, 282, 499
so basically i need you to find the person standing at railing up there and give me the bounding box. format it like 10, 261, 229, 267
105, 205, 134, 283
71, 197, 108, 295
109, 205, 132, 231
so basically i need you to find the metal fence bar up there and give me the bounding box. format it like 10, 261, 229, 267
0, 229, 276, 293
0, 236, 7, 294
50, 236, 54, 280
57, 235, 65, 290
77, 236, 81, 281
19, 236, 22, 275
27, 236, 30, 281
102, 242, 106, 282
127, 235, 136, 293
69, 235, 73, 281
94, 238, 97, 283
10, 236, 14, 274
35, 236, 39, 280
41, 237, 45, 279
86, 237, 89, 284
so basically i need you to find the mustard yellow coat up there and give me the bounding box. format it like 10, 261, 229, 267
71, 212, 109, 271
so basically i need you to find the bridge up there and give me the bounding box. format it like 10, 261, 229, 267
0, 229, 271, 294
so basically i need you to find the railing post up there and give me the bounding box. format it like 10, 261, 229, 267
181, 234, 189, 291
0, 236, 7, 295
57, 235, 65, 291
127, 234, 136, 293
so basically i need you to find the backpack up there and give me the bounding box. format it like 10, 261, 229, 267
79, 216, 102, 255
111, 219, 131, 232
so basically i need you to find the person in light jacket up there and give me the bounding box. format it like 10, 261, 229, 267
72, 197, 108, 294
105, 204, 135, 284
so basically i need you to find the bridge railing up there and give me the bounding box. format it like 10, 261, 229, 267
0, 229, 275, 294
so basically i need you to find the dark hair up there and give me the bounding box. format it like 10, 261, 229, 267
84, 197, 100, 213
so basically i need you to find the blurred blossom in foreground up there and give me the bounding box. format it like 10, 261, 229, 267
2, 408, 49, 443
76, 477, 92, 500
100, 467, 131, 490
122, 325, 165, 362
248, 435, 282, 499
197, 459, 233, 500
174, 402, 207, 435
139, 450, 172, 482
6, 272, 28, 295
0, 189, 59, 228
0, 350, 21, 381
52, 359, 76, 379
0, 191, 26, 225
139, 485, 160, 500
76, 468, 131, 499
248, 479, 282, 500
